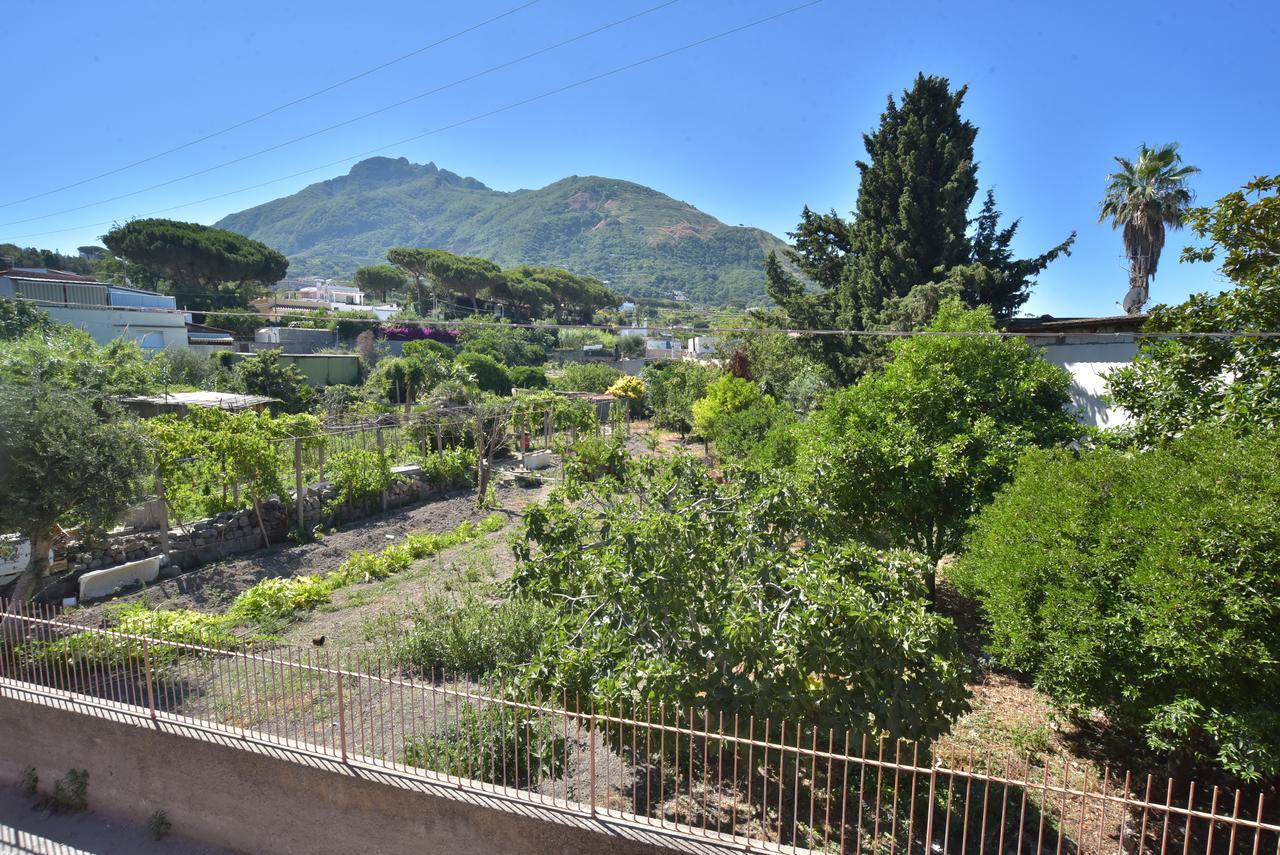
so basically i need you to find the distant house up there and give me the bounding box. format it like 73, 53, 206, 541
252, 279, 398, 322
0, 267, 187, 350
1006, 313, 1148, 430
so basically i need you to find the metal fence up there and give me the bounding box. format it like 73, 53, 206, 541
2, 598, 1275, 855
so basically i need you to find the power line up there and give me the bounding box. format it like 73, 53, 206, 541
4, 0, 825, 242
0, 0, 683, 229
0, 0, 543, 210
6, 295, 1279, 339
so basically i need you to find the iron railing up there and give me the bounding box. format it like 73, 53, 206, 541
1, 598, 1275, 855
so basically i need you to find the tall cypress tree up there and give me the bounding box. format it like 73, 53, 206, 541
847, 74, 978, 324
767, 73, 1074, 382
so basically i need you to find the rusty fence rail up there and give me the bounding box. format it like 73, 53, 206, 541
0, 598, 1276, 855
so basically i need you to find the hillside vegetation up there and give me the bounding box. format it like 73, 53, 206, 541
215, 156, 786, 305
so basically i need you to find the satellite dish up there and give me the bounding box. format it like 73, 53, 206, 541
1122, 284, 1147, 315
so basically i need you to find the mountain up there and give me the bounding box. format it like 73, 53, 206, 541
215, 157, 788, 305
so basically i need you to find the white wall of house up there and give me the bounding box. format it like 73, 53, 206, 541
1035, 335, 1139, 430
41, 305, 189, 351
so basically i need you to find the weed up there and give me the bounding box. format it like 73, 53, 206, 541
19, 767, 37, 797
380, 596, 551, 677
147, 810, 172, 840
52, 769, 88, 812
1009, 723, 1054, 761
402, 703, 564, 787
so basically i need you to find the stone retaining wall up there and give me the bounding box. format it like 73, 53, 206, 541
47, 468, 465, 602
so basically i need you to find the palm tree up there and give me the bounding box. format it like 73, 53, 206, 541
1099, 143, 1199, 313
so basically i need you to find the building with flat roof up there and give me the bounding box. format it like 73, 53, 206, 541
0, 268, 187, 350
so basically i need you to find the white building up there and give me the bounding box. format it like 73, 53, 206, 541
1008, 314, 1146, 430
0, 268, 188, 351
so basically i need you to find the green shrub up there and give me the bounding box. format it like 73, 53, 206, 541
642, 360, 719, 436
326, 448, 397, 509
508, 365, 548, 389
383, 596, 553, 677
513, 457, 969, 742
402, 703, 565, 787
402, 338, 455, 363
552, 361, 621, 394
416, 447, 477, 490
455, 351, 512, 395
794, 299, 1080, 573
564, 434, 627, 482
953, 427, 1280, 779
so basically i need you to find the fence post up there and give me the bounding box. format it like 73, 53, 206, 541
154, 469, 170, 561
435, 422, 443, 454
336, 668, 348, 763
294, 437, 305, 535
141, 637, 157, 720
924, 764, 938, 852
589, 706, 597, 817
544, 410, 552, 449
376, 427, 387, 512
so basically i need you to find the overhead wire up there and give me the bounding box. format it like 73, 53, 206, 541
4, 294, 1278, 339
0, 0, 543, 209
4, 0, 826, 242
0, 0, 685, 229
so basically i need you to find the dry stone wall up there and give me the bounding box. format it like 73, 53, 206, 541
49, 467, 460, 602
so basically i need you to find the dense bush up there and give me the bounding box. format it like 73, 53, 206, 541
1108, 177, 1279, 445
551, 361, 622, 393
795, 299, 1080, 579
455, 351, 512, 396
401, 338, 455, 362
325, 448, 398, 509
415, 447, 477, 490
507, 365, 548, 389
715, 396, 795, 464
953, 428, 1280, 779
457, 326, 551, 366
642, 360, 719, 436
690, 374, 757, 440
233, 348, 315, 412
563, 434, 628, 482
512, 457, 969, 741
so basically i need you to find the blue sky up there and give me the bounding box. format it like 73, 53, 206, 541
2, 0, 1275, 316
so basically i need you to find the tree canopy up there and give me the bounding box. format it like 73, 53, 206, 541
1107, 176, 1280, 443
0, 383, 150, 599
102, 218, 288, 310
352, 264, 407, 303
794, 299, 1080, 591
1099, 142, 1199, 313
766, 75, 1074, 382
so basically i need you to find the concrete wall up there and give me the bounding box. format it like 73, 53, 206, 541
221, 351, 361, 386
43, 305, 188, 350
78, 556, 162, 600
0, 695, 723, 855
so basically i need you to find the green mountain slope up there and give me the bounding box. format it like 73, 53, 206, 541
215, 157, 786, 305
